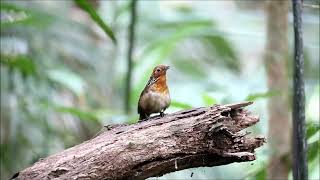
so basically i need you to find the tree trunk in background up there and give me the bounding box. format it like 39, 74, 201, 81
125, 0, 137, 114
265, 1, 290, 179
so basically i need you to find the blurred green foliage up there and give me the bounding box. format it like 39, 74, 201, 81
0, 1, 319, 180
74, 0, 117, 44
245, 91, 280, 101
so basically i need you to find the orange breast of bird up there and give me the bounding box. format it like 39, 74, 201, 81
150, 76, 169, 95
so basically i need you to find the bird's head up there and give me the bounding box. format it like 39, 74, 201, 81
151, 65, 170, 78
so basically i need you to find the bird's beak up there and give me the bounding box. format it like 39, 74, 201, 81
165, 65, 170, 70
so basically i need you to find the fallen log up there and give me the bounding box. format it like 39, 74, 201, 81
15, 101, 265, 180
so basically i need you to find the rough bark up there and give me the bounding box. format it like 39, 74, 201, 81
15, 102, 265, 180
264, 1, 291, 179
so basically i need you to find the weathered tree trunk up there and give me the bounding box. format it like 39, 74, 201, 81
264, 1, 290, 179
14, 102, 265, 180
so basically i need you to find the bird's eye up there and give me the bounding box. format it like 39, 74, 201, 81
156, 69, 161, 72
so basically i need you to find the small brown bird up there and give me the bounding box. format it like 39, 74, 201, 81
138, 65, 171, 120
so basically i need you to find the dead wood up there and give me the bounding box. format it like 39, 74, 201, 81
15, 102, 265, 180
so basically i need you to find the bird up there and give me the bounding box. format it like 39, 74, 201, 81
138, 65, 171, 120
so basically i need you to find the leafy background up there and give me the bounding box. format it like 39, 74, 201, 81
0, 0, 319, 179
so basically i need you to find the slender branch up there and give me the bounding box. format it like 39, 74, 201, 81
14, 102, 265, 180
292, 0, 308, 179
125, 0, 137, 113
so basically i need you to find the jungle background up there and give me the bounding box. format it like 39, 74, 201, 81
0, 0, 319, 179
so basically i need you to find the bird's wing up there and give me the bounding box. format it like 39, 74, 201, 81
137, 78, 149, 114
137, 102, 142, 114
137, 76, 158, 113
137, 92, 144, 114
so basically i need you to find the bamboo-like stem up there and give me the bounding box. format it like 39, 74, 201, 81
125, 0, 138, 113
292, 0, 308, 179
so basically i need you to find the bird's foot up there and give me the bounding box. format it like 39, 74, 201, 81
138, 114, 150, 122
160, 112, 165, 117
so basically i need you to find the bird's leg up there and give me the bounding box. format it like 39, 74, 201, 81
139, 113, 150, 122
160, 109, 166, 117
144, 113, 150, 120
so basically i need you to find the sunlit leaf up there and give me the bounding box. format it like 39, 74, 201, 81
174, 5, 193, 13
171, 101, 193, 109
154, 19, 214, 29
308, 140, 319, 163
41, 102, 99, 121
74, 0, 117, 44
0, 3, 29, 25
55, 106, 98, 121
251, 167, 266, 180
47, 69, 86, 96
202, 94, 217, 105
245, 91, 280, 101
0, 2, 54, 28
307, 121, 320, 139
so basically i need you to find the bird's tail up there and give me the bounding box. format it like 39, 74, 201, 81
139, 113, 148, 121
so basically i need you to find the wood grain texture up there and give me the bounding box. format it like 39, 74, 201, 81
15, 102, 265, 180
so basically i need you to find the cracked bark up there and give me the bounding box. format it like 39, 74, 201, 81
14, 102, 265, 180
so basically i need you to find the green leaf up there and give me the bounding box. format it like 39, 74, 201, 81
172, 59, 207, 79
307, 121, 320, 139
170, 101, 193, 109
139, 20, 213, 63
47, 69, 86, 96
306, 121, 320, 179
154, 19, 214, 29
245, 91, 280, 101
308, 140, 319, 163
198, 34, 239, 72
252, 167, 266, 180
114, 1, 131, 21
202, 94, 217, 105
0, 2, 23, 12
0, 2, 54, 28
42, 102, 98, 122
55, 106, 98, 121
74, 0, 117, 44
244, 162, 267, 180
0, 55, 37, 76
55, 106, 97, 120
